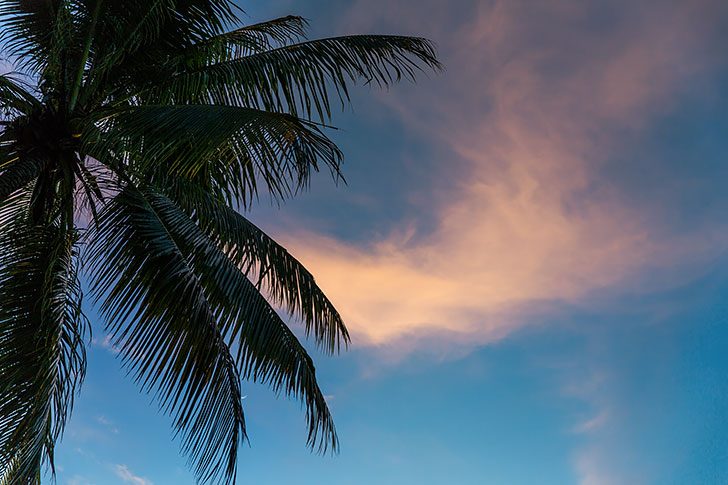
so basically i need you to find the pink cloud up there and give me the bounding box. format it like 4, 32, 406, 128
274, 0, 728, 349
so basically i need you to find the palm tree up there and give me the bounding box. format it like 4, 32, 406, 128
0, 0, 439, 483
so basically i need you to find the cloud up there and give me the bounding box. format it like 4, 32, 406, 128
91, 334, 121, 355
96, 416, 120, 434
271, 0, 728, 350
573, 410, 609, 435
114, 465, 152, 485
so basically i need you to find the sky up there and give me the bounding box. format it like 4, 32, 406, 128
52, 1, 728, 484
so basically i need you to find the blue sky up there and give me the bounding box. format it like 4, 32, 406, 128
53, 0, 728, 484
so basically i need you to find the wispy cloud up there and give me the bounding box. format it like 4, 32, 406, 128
273, 0, 728, 352
573, 410, 610, 435
96, 416, 120, 434
114, 465, 152, 485
91, 334, 121, 355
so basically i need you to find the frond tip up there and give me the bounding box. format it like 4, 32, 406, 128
166, 185, 350, 353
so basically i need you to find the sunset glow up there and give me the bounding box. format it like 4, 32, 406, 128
48, 1, 728, 483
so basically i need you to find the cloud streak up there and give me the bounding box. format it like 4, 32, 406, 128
274, 0, 728, 350
114, 465, 152, 485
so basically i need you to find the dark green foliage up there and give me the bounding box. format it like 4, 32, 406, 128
0, 0, 440, 483
0, 195, 87, 484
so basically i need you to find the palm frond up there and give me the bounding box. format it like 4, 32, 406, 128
0, 74, 39, 117
140, 35, 441, 121
0, 0, 59, 64
128, 186, 338, 452
80, 0, 240, 104
0, 154, 45, 204
0, 200, 87, 482
87, 183, 245, 484
96, 0, 240, 42
180, 15, 309, 66
0, 0, 76, 77
165, 181, 348, 353
0, 0, 441, 479
228, 15, 308, 49
85, 104, 342, 206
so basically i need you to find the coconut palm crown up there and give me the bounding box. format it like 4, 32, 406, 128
0, 0, 440, 483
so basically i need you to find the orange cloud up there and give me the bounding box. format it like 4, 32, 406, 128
275, 0, 728, 349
